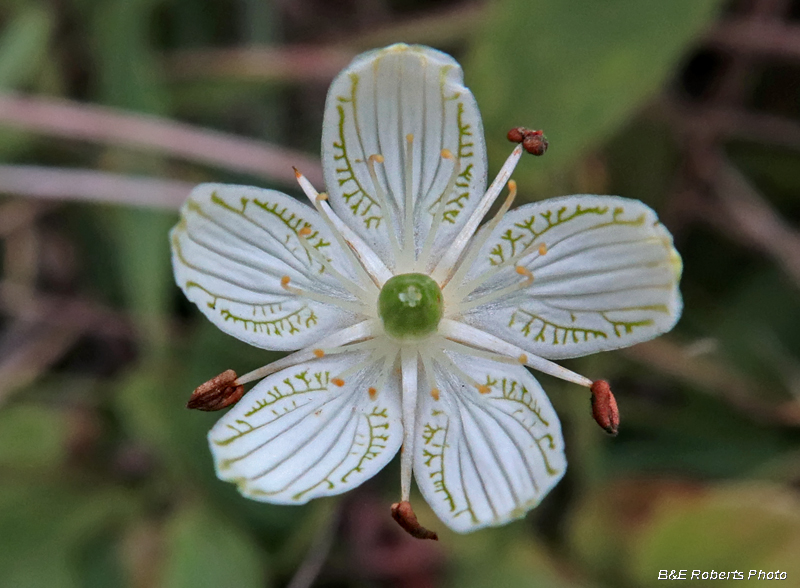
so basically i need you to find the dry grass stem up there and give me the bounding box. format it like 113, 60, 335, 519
0, 94, 323, 187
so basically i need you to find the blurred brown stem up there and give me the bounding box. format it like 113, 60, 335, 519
0, 280, 135, 339
165, 45, 355, 83
164, 2, 485, 85
286, 502, 341, 588
624, 338, 800, 426
0, 94, 323, 187
0, 165, 194, 210
0, 320, 81, 407
706, 19, 800, 59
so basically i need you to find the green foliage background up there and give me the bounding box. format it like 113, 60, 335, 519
1, 0, 799, 586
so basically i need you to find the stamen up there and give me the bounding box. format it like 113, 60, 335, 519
435, 349, 488, 395
234, 320, 377, 385
440, 338, 519, 366
431, 145, 523, 282
295, 224, 373, 303
402, 133, 416, 269
417, 150, 461, 271
439, 318, 594, 388
419, 352, 439, 403
187, 369, 244, 411
444, 179, 517, 295
456, 233, 545, 301
374, 350, 398, 403
368, 386, 378, 400
516, 265, 534, 282
366, 154, 403, 263
313, 349, 325, 358
328, 346, 387, 388
294, 167, 390, 288
399, 347, 418, 503
454, 265, 533, 313
391, 501, 438, 541
280, 275, 365, 314
318, 339, 379, 357
591, 379, 619, 436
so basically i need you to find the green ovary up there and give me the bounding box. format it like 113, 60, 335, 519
378, 273, 444, 340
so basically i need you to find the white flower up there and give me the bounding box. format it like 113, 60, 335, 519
170, 43, 682, 535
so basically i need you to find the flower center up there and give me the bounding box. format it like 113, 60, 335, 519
378, 273, 443, 341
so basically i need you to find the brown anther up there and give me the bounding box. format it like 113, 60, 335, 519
590, 379, 619, 436
298, 226, 312, 237
391, 501, 438, 541
515, 265, 534, 283
293, 166, 302, 178
538, 242, 548, 255
187, 369, 244, 411
507, 127, 526, 143
430, 388, 440, 401
331, 377, 345, 387
478, 384, 491, 395
313, 349, 325, 358
522, 133, 548, 156
281, 276, 291, 288
368, 386, 377, 400
507, 127, 548, 156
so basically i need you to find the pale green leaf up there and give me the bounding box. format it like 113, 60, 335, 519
0, 5, 54, 89
0, 404, 70, 469
160, 504, 268, 588
468, 0, 724, 187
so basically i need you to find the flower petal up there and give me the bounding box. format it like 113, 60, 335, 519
414, 352, 566, 533
454, 195, 682, 359
321, 43, 488, 270
171, 183, 368, 351
209, 353, 402, 504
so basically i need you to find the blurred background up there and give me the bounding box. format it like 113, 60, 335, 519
1, 0, 800, 586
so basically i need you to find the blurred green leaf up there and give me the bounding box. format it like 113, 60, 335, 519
160, 503, 268, 588
569, 480, 800, 587
444, 523, 593, 588
0, 4, 54, 89
605, 119, 680, 208
0, 403, 69, 469
631, 484, 800, 586
103, 207, 176, 350
88, 0, 174, 351
114, 359, 214, 482
114, 331, 301, 539
468, 0, 723, 191
89, 0, 167, 113
0, 482, 134, 588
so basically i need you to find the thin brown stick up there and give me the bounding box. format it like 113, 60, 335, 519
656, 99, 800, 150
163, 3, 485, 84
0, 200, 54, 238
285, 502, 341, 588
0, 94, 323, 187
623, 338, 800, 426
0, 321, 81, 406
706, 20, 800, 59
347, 2, 484, 50
0, 280, 135, 339
686, 149, 800, 291
165, 45, 355, 83
0, 165, 194, 210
